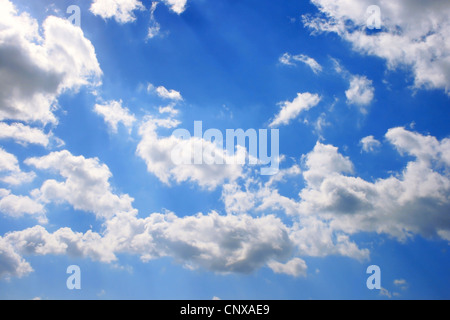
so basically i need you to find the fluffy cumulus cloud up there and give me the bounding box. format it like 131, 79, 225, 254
345, 75, 375, 111
136, 118, 245, 190
25, 151, 135, 220
0, 148, 35, 186
0, 209, 296, 278
221, 127, 450, 258
221, 179, 370, 261
0, 189, 46, 223
4, 225, 116, 263
360, 135, 381, 153
303, 0, 450, 95
299, 128, 450, 241
94, 100, 136, 133
90, 0, 145, 23
0, 0, 102, 125
270, 93, 321, 128
0, 123, 51, 147
0, 237, 33, 279
162, 0, 188, 15
0, 145, 295, 277
267, 258, 308, 277
148, 84, 183, 101
105, 211, 293, 274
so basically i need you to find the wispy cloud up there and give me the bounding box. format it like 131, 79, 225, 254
279, 53, 323, 74
270, 93, 321, 127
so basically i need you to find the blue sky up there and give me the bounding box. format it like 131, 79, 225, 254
0, 0, 449, 300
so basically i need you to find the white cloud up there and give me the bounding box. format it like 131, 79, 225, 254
0, 189, 46, 223
0, 122, 51, 147
90, 0, 145, 24
156, 86, 183, 101
302, 142, 354, 188
159, 103, 179, 116
279, 53, 323, 74
221, 173, 370, 261
94, 100, 136, 133
303, 0, 450, 95
0, 237, 33, 279
386, 127, 450, 167
147, 24, 161, 39
136, 119, 244, 190
2, 209, 296, 277
217, 127, 450, 261
147, 2, 161, 39
0, 148, 35, 185
147, 83, 183, 101
291, 217, 370, 260
394, 279, 407, 286
360, 135, 381, 153
25, 150, 135, 220
267, 258, 307, 277
5, 225, 116, 263
222, 182, 257, 215
267, 165, 302, 186
0, 0, 102, 124
330, 58, 375, 113
0, 149, 22, 174
299, 128, 450, 241
345, 75, 375, 111
162, 0, 188, 15
270, 93, 321, 128
2, 125, 448, 279
279, 53, 295, 66
104, 211, 293, 274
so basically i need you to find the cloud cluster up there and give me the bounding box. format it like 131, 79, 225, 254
90, 0, 189, 25
223, 127, 450, 259
1, 126, 449, 279
26, 151, 135, 220
1, 0, 449, 284
304, 0, 450, 95
5, 225, 117, 263
267, 258, 308, 277
299, 128, 450, 241
0, 0, 102, 125
105, 211, 293, 274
